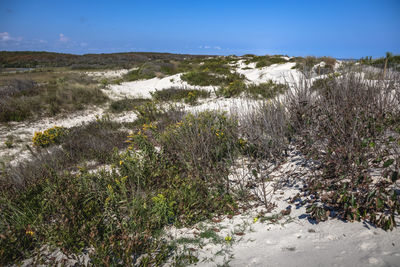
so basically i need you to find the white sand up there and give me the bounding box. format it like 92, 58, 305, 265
85, 68, 134, 79
236, 61, 303, 85
105, 74, 217, 99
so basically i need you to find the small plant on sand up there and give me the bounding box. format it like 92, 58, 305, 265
4, 136, 14, 148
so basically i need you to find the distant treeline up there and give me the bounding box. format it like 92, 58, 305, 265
0, 51, 210, 69
359, 53, 400, 69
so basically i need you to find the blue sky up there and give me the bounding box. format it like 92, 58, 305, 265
1, 0, 399, 58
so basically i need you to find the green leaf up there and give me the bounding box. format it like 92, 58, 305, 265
367, 190, 376, 201
369, 142, 376, 148
376, 198, 384, 210
350, 195, 356, 207
383, 159, 394, 168
391, 171, 398, 183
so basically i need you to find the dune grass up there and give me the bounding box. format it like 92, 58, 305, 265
0, 73, 108, 122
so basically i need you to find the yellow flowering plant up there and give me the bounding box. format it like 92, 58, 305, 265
32, 126, 68, 147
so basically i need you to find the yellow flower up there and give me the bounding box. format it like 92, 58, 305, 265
253, 217, 259, 223
107, 184, 113, 191
119, 160, 123, 165
26, 230, 34, 236
225, 236, 232, 242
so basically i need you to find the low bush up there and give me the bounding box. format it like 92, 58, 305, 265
0, 78, 36, 97
245, 81, 288, 99
61, 116, 128, 163
151, 87, 209, 104
124, 61, 180, 81
124, 68, 156, 81
0, 77, 108, 122
238, 101, 291, 206
32, 126, 68, 147
109, 98, 151, 113
181, 71, 244, 86
218, 80, 246, 98
160, 111, 240, 183
293, 56, 336, 76
244, 55, 288, 68
218, 80, 288, 99
287, 73, 400, 229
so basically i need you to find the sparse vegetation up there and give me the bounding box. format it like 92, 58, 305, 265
359, 52, 400, 70
0, 51, 209, 69
292, 56, 336, 76
218, 80, 288, 99
180, 57, 244, 86
0, 74, 108, 122
109, 98, 151, 113
245, 55, 288, 68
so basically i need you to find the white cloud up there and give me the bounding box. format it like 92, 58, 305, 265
80, 42, 88, 47
59, 33, 69, 42
0, 32, 11, 41
199, 45, 222, 50
0, 32, 22, 42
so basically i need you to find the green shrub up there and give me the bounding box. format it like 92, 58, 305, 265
0, 80, 108, 122
100, 78, 108, 87
32, 126, 68, 147
4, 137, 13, 148
287, 72, 400, 230
124, 68, 156, 81
245, 80, 288, 99
244, 55, 288, 68
184, 90, 205, 105
160, 111, 239, 180
109, 98, 151, 113
134, 101, 164, 123
181, 71, 244, 86
61, 116, 128, 163
218, 80, 288, 99
218, 80, 246, 98
151, 87, 209, 104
